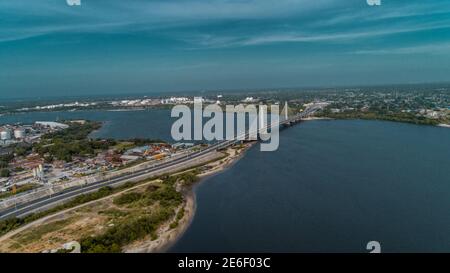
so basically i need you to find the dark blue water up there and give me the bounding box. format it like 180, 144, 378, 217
171, 120, 450, 253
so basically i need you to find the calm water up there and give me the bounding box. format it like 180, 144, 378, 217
171, 120, 450, 253
2, 110, 450, 252
0, 109, 174, 141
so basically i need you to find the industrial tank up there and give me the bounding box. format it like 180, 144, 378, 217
14, 128, 25, 139
0, 129, 12, 140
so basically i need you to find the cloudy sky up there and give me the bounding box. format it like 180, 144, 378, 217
1, 0, 450, 98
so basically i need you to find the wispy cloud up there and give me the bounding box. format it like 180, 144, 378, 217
353, 43, 450, 55
0, 0, 331, 43
311, 2, 450, 27
179, 22, 450, 49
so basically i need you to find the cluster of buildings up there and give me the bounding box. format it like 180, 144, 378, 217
160, 97, 192, 104
418, 109, 449, 120
0, 122, 77, 193
0, 113, 200, 197
110, 99, 160, 107
242, 97, 258, 103
100, 143, 179, 167
8, 95, 237, 115
307, 88, 450, 122
0, 153, 46, 191
0, 140, 194, 195
0, 121, 68, 147
17, 101, 98, 112
55, 143, 186, 182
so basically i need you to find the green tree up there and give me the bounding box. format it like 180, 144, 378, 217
0, 169, 10, 178
0, 161, 8, 169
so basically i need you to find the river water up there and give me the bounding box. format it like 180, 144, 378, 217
0, 109, 174, 141
171, 119, 450, 253
2, 110, 450, 252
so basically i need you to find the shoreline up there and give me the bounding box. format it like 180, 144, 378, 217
124, 142, 256, 253
311, 116, 450, 128
301, 117, 333, 121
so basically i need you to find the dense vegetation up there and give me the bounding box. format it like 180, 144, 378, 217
80, 172, 197, 253
113, 192, 144, 205
178, 171, 200, 187
34, 121, 116, 162
0, 154, 14, 178
42, 121, 102, 141
318, 109, 441, 126
0, 169, 9, 178
13, 145, 32, 157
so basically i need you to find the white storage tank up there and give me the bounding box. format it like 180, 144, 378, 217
14, 128, 25, 139
0, 129, 12, 140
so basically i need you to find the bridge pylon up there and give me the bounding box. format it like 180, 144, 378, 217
280, 101, 295, 122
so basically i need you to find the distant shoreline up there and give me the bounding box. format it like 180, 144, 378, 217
2, 108, 447, 129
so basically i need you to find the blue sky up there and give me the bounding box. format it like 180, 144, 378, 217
1, 0, 450, 98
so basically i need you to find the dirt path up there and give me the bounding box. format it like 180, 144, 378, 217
0, 179, 160, 247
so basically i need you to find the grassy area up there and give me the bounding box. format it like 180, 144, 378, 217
11, 218, 73, 245
113, 141, 136, 152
